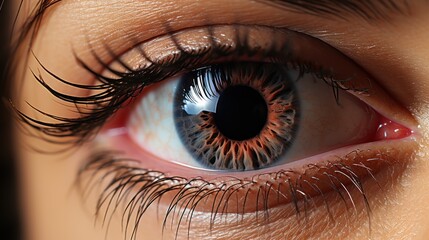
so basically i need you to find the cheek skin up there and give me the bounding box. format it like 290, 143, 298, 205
415, 118, 429, 240
18, 146, 174, 240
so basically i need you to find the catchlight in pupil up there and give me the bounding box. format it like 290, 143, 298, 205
214, 85, 268, 141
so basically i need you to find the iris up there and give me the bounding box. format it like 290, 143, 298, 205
174, 62, 298, 170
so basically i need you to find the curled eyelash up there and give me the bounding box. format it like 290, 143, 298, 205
76, 150, 387, 240
14, 25, 369, 146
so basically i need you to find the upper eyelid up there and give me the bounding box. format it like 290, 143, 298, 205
16, 24, 417, 145
9, 0, 382, 86
102, 24, 416, 124
15, 0, 413, 43
9, 0, 422, 80
13, 24, 365, 148
11, 0, 343, 68
256, 0, 412, 21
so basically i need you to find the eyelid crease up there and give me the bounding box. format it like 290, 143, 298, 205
256, 0, 412, 22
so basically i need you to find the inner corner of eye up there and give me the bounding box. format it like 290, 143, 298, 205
373, 115, 412, 141
106, 61, 411, 173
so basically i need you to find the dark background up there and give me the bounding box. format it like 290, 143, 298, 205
1, 0, 22, 239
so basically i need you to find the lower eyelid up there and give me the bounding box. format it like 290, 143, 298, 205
78, 136, 418, 239
178, 153, 410, 239
95, 129, 416, 179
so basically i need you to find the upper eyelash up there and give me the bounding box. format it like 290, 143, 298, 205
76, 150, 384, 240
14, 25, 369, 146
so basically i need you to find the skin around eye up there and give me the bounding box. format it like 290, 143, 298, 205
11, 0, 429, 239
12, 12, 419, 237
83, 25, 416, 232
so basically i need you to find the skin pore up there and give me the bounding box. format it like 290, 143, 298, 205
9, 0, 429, 239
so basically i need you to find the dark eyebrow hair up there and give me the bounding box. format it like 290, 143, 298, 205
258, 0, 411, 20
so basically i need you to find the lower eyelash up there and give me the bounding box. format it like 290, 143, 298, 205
76, 149, 393, 240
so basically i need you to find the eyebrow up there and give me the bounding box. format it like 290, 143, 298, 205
258, 0, 410, 20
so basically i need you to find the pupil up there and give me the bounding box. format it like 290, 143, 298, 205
214, 85, 268, 141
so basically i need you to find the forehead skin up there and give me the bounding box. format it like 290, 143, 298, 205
11, 0, 429, 240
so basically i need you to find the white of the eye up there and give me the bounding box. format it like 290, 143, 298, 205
283, 71, 376, 163
127, 77, 196, 166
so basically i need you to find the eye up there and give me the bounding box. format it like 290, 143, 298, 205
99, 25, 411, 174
127, 62, 378, 171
